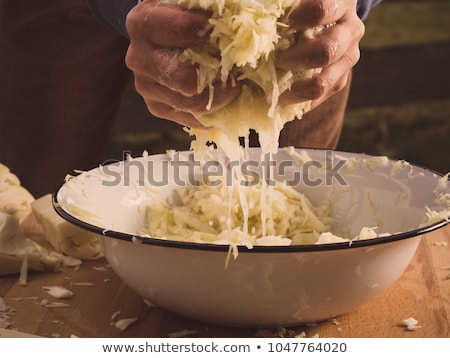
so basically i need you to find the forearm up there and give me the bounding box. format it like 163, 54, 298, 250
86, 0, 382, 38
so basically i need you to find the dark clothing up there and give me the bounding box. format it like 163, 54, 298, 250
86, 0, 383, 38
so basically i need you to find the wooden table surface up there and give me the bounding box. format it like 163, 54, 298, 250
1, 216, 450, 338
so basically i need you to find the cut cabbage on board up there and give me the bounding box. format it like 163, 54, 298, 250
0, 212, 60, 275
31, 194, 103, 260
0, 163, 34, 224
0, 164, 60, 276
167, 0, 319, 160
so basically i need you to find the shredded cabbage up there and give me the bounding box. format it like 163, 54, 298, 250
139, 1, 445, 250
168, 0, 319, 160
141, 179, 333, 248
0, 212, 60, 275
140, 1, 333, 250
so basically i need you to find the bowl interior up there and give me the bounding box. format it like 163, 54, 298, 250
54, 148, 449, 248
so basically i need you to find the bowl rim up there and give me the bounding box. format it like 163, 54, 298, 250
52, 149, 450, 253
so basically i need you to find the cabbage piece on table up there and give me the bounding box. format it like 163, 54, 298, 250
0, 163, 34, 223
31, 194, 103, 260
0, 212, 60, 275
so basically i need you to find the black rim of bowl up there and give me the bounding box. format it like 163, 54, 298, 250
52, 190, 449, 254
51, 149, 450, 253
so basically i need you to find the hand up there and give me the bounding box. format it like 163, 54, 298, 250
126, 0, 364, 128
125, 1, 240, 128
278, 0, 365, 110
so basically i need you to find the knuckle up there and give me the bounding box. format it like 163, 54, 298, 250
353, 18, 366, 41
124, 48, 138, 72
346, 47, 361, 69
125, 6, 142, 37
352, 48, 361, 66
333, 75, 348, 94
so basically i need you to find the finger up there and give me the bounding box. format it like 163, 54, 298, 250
288, 0, 354, 29
143, 99, 205, 128
276, 19, 364, 71
309, 70, 350, 110
134, 76, 241, 115
126, 2, 210, 48
126, 43, 200, 96
279, 50, 358, 105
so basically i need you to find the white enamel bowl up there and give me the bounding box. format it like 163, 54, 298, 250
53, 148, 449, 327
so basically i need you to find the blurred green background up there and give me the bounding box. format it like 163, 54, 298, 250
338, 0, 450, 174
105, 0, 450, 174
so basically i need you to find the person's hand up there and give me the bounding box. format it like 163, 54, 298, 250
125, 1, 240, 128
278, 0, 365, 110
125, 0, 365, 128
